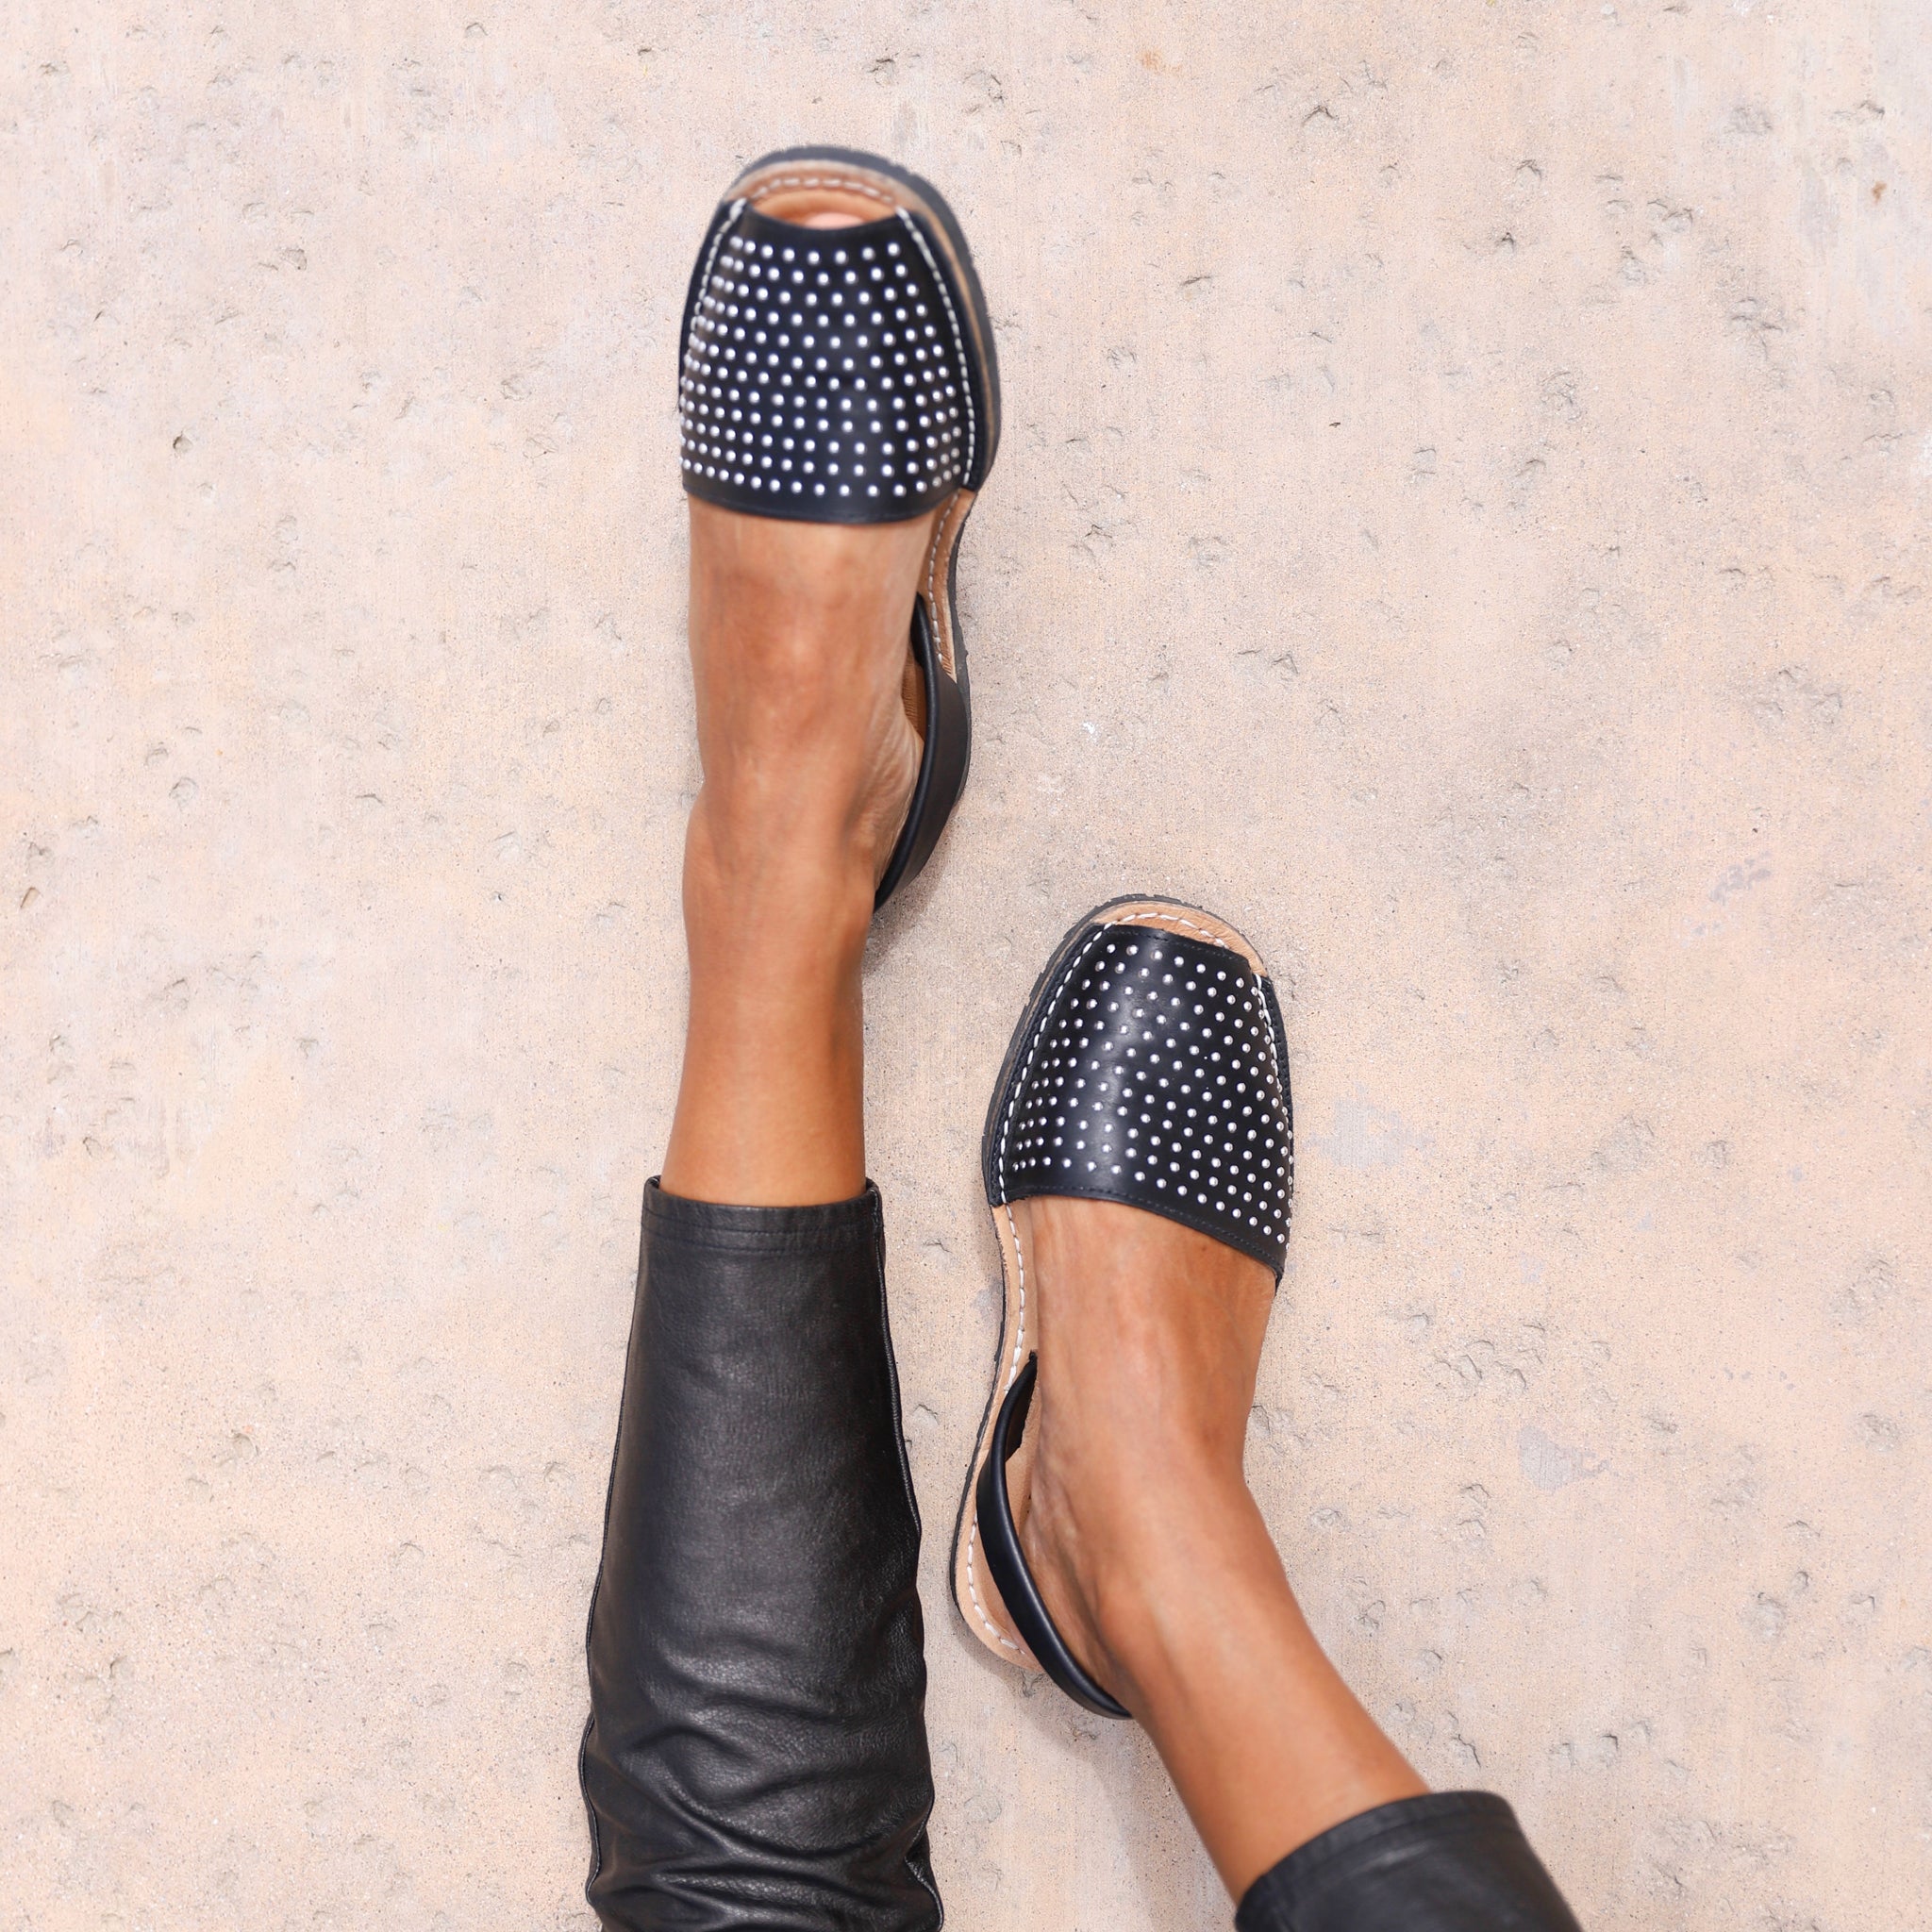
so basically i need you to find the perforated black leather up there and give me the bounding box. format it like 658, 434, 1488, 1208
988, 923, 1293, 1276
679, 204, 979, 523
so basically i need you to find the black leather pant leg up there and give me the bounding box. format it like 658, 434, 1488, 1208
1236, 1792, 1581, 1932
581, 1182, 941, 1932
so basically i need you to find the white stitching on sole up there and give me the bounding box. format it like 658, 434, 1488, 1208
960, 1203, 1026, 1652
922, 489, 969, 678
741, 169, 898, 207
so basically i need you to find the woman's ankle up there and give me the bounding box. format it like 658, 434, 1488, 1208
685, 791, 881, 934
1019, 1432, 1256, 1704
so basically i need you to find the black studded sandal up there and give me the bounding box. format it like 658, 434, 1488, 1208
951, 897, 1295, 1716
677, 146, 1001, 908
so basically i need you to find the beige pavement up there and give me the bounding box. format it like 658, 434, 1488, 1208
3, 4, 1928, 1926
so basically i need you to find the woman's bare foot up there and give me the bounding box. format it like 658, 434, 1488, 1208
1003, 1191, 1425, 1896
684, 500, 933, 918
661, 198, 943, 1207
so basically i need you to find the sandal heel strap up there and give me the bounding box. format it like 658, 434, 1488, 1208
874, 597, 970, 908
974, 1356, 1132, 1720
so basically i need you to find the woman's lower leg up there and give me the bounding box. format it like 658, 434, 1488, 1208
660, 496, 938, 1205
1013, 1195, 1426, 1897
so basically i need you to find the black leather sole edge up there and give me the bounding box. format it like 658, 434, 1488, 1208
1236, 1790, 1584, 1932
951, 896, 1281, 1704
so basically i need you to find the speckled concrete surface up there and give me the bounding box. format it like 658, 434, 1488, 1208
4, 4, 1929, 1927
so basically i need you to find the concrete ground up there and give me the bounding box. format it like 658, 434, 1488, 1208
4, 4, 1928, 1927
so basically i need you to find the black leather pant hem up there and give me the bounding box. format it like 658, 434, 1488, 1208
641, 1177, 883, 1249
581, 1180, 939, 1932
1235, 1791, 1581, 1932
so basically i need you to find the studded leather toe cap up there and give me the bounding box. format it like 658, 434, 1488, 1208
989, 924, 1294, 1276
678, 204, 980, 522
